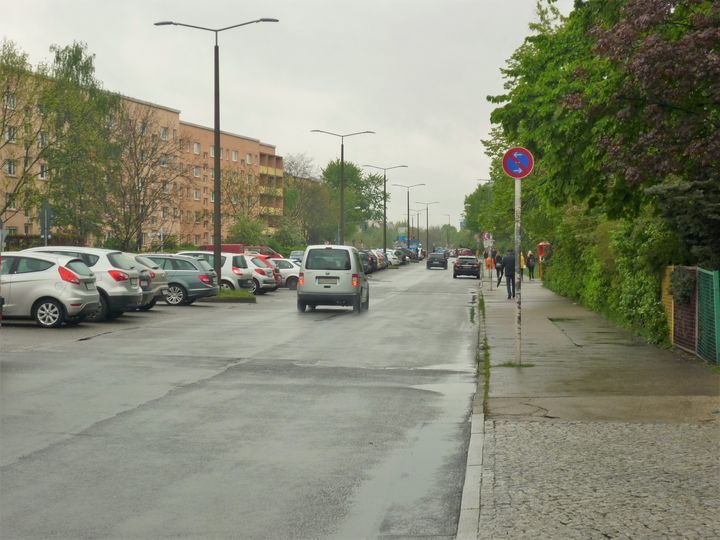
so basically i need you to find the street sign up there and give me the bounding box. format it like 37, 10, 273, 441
502, 147, 534, 179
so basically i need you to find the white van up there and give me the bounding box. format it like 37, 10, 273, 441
296, 245, 369, 313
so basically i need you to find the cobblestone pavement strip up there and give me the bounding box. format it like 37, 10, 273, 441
478, 419, 719, 540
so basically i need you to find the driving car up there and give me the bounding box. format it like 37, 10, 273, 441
176, 250, 253, 291
22, 246, 143, 321
297, 245, 369, 313
1, 251, 100, 327
143, 253, 219, 305
453, 255, 481, 279
426, 252, 448, 270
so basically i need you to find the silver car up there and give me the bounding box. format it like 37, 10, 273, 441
0, 251, 100, 327
125, 253, 170, 311
270, 258, 301, 289
23, 246, 143, 322
176, 251, 253, 291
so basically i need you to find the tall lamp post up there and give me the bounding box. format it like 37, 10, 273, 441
392, 183, 425, 249
362, 164, 407, 255
311, 130, 374, 244
155, 17, 278, 281
416, 201, 439, 252
409, 208, 423, 248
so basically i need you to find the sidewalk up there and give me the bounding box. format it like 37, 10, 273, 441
458, 276, 720, 539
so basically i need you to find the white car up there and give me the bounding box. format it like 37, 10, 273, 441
22, 246, 143, 321
297, 245, 369, 313
384, 250, 401, 266
1, 251, 100, 327
269, 258, 301, 290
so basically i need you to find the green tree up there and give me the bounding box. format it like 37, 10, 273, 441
226, 214, 265, 244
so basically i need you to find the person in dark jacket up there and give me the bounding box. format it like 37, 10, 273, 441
495, 252, 504, 287
526, 250, 536, 280
503, 249, 516, 299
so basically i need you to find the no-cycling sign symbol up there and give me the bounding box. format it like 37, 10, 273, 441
502, 147, 534, 179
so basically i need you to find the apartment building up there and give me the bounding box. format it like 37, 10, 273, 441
1, 79, 283, 249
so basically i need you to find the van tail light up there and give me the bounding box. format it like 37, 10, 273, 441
254, 268, 266, 276
352, 273, 358, 287
299, 272, 304, 286
58, 266, 80, 285
232, 265, 243, 275
108, 270, 129, 282
199, 274, 212, 285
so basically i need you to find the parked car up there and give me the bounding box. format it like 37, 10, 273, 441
177, 251, 253, 291
124, 253, 169, 311
0, 251, 100, 327
371, 249, 387, 269
397, 247, 418, 262
385, 250, 401, 266
246, 255, 280, 294
143, 254, 219, 305
453, 256, 481, 279
269, 258, 301, 289
197, 244, 282, 258
23, 246, 143, 321
458, 248, 473, 257
289, 250, 305, 264
297, 245, 369, 313
359, 250, 377, 273
426, 252, 448, 270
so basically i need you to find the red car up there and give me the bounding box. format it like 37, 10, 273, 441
248, 254, 282, 288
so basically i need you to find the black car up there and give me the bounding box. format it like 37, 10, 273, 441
453, 256, 481, 279
359, 250, 377, 273
426, 252, 448, 270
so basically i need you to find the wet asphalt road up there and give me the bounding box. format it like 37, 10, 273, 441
0, 260, 480, 539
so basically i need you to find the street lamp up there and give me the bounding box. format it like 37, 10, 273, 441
362, 164, 407, 255
409, 208, 423, 248
311, 130, 375, 244
392, 183, 425, 249
444, 214, 451, 246
155, 17, 278, 281
416, 201, 439, 252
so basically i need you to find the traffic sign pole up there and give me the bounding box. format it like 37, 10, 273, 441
502, 147, 534, 366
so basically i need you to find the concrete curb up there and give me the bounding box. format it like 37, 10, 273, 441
456, 412, 484, 539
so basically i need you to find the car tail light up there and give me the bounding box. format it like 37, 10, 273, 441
352, 273, 358, 287
473, 263, 479, 268
58, 266, 80, 285
454, 261, 460, 267
148, 271, 156, 279
232, 266, 243, 275
254, 268, 266, 276
108, 270, 129, 282
199, 274, 212, 285
299, 272, 304, 285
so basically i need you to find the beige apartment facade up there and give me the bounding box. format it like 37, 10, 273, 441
1, 84, 283, 250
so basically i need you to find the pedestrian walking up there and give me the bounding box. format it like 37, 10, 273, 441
519, 251, 525, 282
527, 250, 536, 280
495, 251, 504, 287
503, 249, 516, 299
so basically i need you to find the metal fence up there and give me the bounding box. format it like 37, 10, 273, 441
666, 266, 720, 364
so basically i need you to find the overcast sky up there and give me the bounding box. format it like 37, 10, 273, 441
4, 0, 573, 227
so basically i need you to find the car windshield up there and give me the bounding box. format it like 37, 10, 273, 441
232, 255, 248, 269
135, 255, 159, 269
66, 260, 94, 276
305, 248, 351, 271
196, 259, 213, 272
459, 257, 477, 263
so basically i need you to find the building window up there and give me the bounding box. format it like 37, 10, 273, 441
173, 207, 179, 218
210, 192, 214, 202
160, 127, 169, 140
162, 207, 169, 219
5, 159, 17, 176
160, 154, 168, 167
194, 190, 200, 201
6, 192, 17, 210
210, 169, 214, 180
245, 153, 252, 165
193, 166, 201, 178
38, 164, 47, 180
37, 132, 48, 149
5, 126, 16, 143
246, 174, 252, 185
24, 223, 30, 235
194, 212, 201, 223
203, 197, 208, 206
193, 142, 200, 154
232, 150, 238, 162
7, 227, 17, 236
139, 122, 147, 135
203, 232, 209, 242
210, 146, 215, 158
4, 93, 16, 110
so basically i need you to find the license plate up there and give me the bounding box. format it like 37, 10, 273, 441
131, 278, 138, 286
317, 277, 337, 285
85, 282, 96, 290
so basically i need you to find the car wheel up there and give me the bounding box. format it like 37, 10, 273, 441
33, 298, 64, 328
453, 273, 457, 278
286, 277, 298, 290
138, 298, 157, 311
251, 279, 265, 295
86, 294, 109, 323
165, 284, 188, 305
353, 293, 362, 313
221, 280, 235, 291
297, 299, 306, 312
362, 290, 369, 311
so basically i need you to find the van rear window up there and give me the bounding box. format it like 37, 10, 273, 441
305, 248, 351, 271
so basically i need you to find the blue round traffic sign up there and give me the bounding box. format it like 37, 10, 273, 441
502, 147, 534, 179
